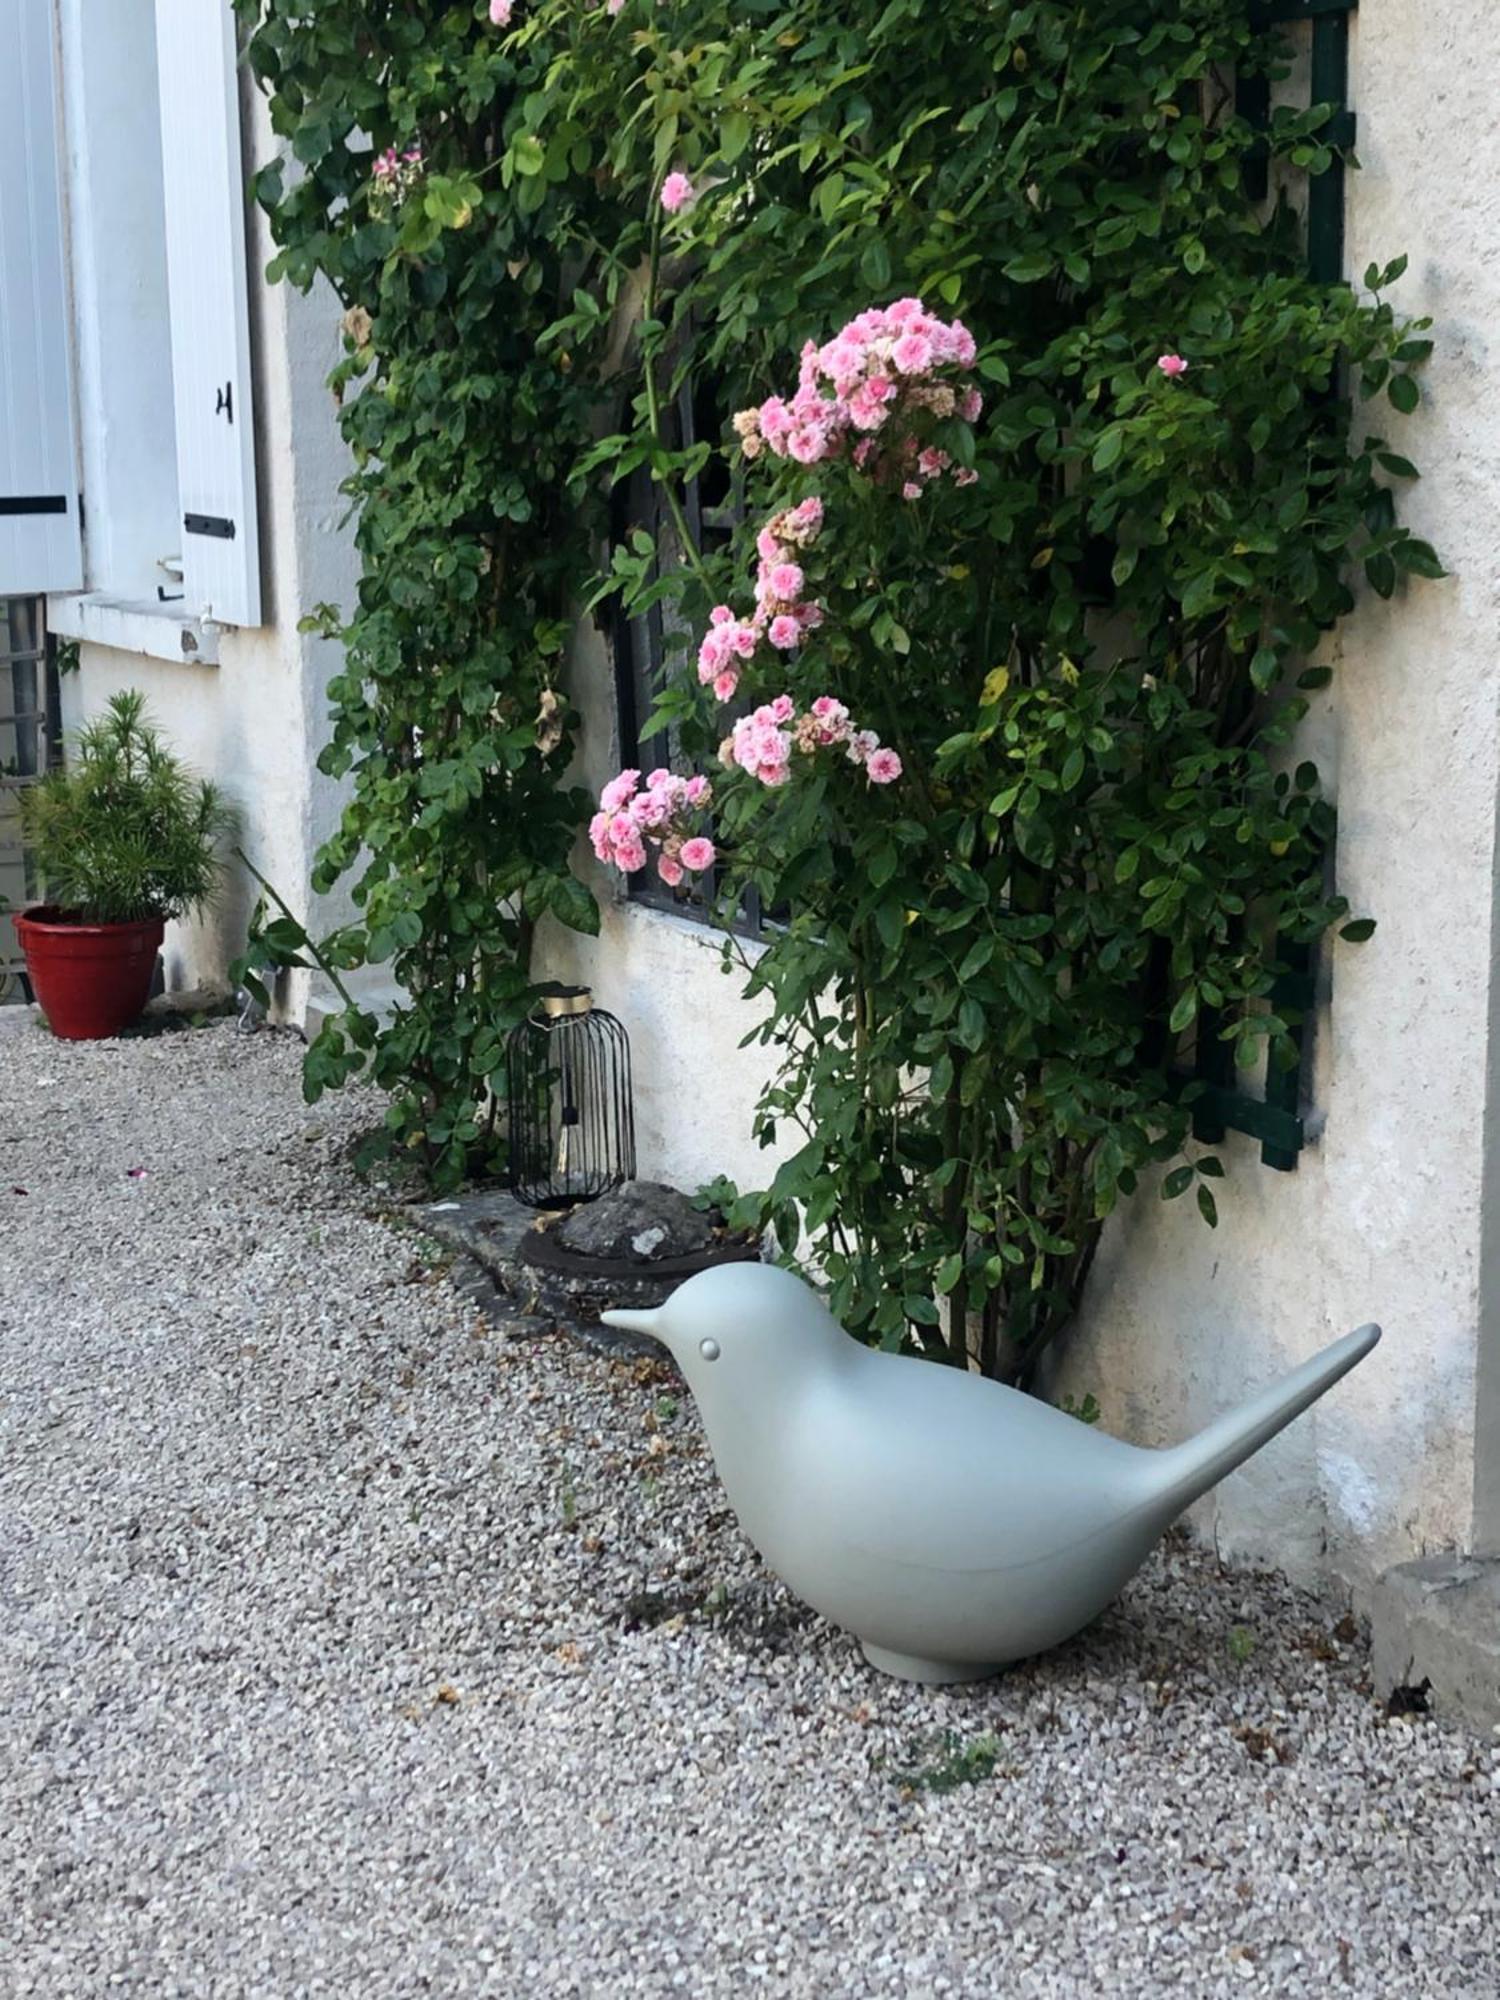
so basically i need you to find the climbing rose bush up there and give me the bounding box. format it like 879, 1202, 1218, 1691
241, 0, 1439, 1375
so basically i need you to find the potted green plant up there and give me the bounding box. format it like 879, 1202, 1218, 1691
13, 690, 234, 1040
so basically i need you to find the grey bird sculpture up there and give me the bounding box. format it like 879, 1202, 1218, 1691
603, 1264, 1380, 1684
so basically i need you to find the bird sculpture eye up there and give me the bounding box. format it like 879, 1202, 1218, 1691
699, 1338, 721, 1362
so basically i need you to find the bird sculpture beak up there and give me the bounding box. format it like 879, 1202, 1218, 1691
601, 1305, 664, 1341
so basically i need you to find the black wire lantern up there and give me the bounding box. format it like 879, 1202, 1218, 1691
506, 986, 636, 1210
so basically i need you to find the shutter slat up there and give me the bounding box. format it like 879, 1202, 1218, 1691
0, 0, 83, 596
154, 0, 262, 627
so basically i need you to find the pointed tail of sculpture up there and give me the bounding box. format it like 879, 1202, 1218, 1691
1150, 1323, 1381, 1520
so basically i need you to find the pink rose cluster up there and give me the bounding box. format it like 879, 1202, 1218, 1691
590, 767, 715, 888
721, 695, 902, 790
731, 299, 983, 493
696, 495, 825, 703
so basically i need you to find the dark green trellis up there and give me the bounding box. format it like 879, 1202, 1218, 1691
1184, 0, 1357, 1172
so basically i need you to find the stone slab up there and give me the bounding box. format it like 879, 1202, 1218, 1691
1369, 1554, 1500, 1735
415, 1188, 660, 1360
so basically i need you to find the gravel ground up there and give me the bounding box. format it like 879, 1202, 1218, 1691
1, 1019, 1496, 2000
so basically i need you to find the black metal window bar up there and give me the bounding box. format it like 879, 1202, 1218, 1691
0, 598, 61, 1003
1181, 0, 1354, 1171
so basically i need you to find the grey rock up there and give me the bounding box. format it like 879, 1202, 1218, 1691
555, 1180, 717, 1263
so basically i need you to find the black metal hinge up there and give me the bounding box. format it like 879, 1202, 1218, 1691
185, 513, 236, 540
0, 495, 67, 516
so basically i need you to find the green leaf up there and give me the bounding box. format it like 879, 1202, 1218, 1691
512, 134, 546, 177
956, 996, 987, 1050
721, 111, 752, 164
1387, 373, 1420, 415
958, 936, 995, 982
1179, 568, 1219, 620
547, 873, 600, 937
1398, 539, 1447, 580
1196, 1185, 1219, 1228
1339, 917, 1377, 943
868, 841, 898, 889
1168, 988, 1197, 1035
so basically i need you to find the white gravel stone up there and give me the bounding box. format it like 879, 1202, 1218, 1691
1, 1020, 1496, 1998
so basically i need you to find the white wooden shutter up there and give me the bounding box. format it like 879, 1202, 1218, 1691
154, 0, 262, 627
0, 0, 83, 596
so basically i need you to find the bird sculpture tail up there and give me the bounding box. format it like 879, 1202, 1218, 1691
1149, 1323, 1381, 1520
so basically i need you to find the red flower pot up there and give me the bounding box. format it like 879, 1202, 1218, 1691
11, 906, 164, 1040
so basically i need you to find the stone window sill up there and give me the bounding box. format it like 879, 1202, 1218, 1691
46, 592, 220, 667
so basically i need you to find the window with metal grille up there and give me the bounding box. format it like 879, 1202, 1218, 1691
610, 372, 774, 933
0, 597, 61, 1001
607, 0, 1358, 1164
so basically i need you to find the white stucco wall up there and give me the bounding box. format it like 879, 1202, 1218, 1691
55, 72, 357, 1008
1053, 2, 1500, 1593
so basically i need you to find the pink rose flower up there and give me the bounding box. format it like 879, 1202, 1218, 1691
767, 561, 804, 601
680, 837, 716, 873
866, 748, 903, 785
768, 615, 802, 650
712, 669, 739, 703
600, 769, 639, 813
660, 172, 695, 215
657, 854, 684, 888
901, 481, 923, 501
891, 331, 934, 375
631, 790, 670, 830
1156, 353, 1189, 378
489, 0, 513, 23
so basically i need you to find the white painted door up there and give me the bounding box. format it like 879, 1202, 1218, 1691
154, 0, 262, 627
0, 0, 84, 596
